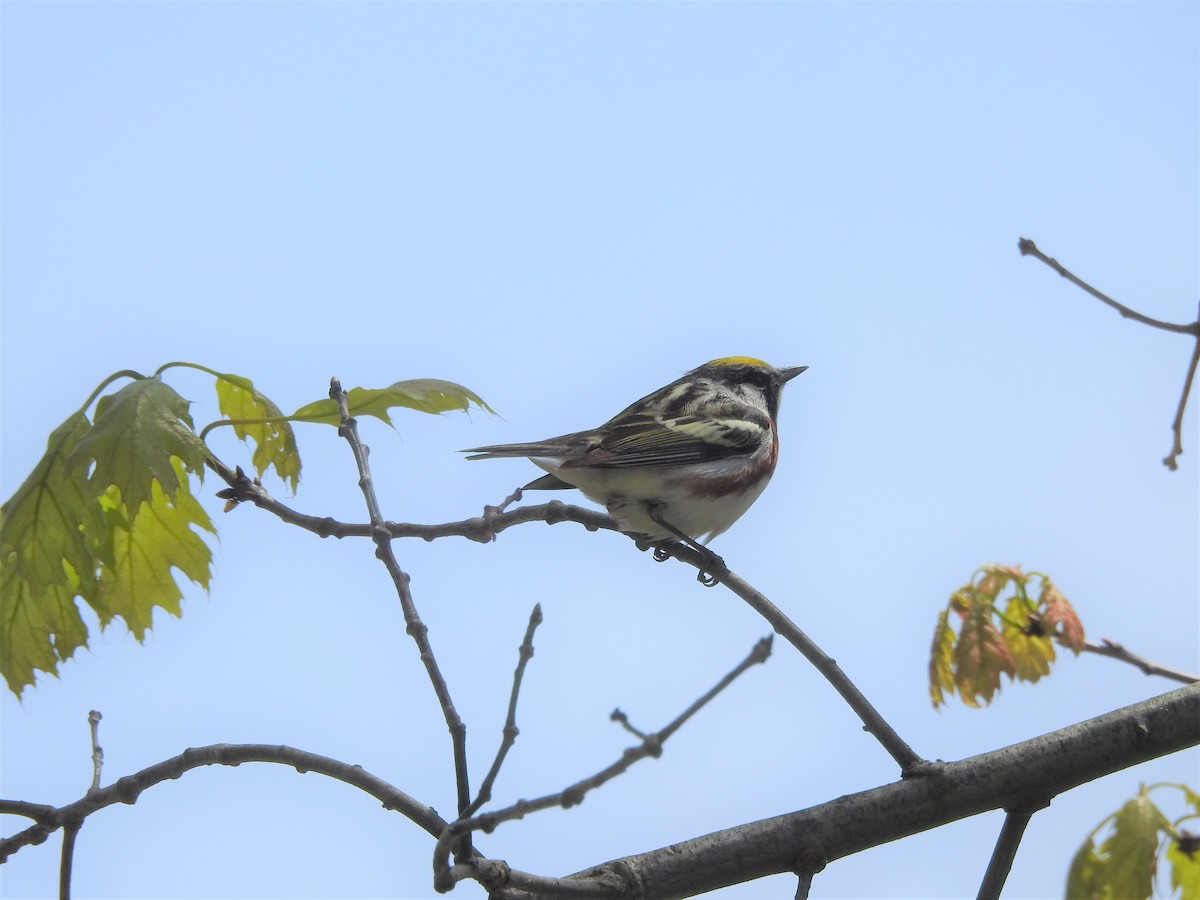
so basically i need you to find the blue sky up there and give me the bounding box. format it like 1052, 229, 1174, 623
2, 3, 1197, 898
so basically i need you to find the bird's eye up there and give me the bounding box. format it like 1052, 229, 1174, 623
746, 369, 769, 389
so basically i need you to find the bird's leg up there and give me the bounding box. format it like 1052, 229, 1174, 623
645, 504, 728, 587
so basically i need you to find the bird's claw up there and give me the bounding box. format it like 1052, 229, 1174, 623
696, 552, 728, 587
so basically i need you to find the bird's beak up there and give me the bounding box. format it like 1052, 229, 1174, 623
781, 365, 808, 383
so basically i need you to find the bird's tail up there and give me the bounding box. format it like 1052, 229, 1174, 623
462, 442, 570, 461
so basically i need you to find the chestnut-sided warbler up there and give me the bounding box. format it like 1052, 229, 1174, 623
464, 357, 806, 578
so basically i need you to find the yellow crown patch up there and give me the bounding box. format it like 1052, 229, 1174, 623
707, 356, 771, 368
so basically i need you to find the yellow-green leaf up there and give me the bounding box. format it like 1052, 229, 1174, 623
929, 608, 956, 708
68, 378, 210, 514
1066, 791, 1171, 900
291, 379, 494, 426
1067, 836, 1105, 899
213, 373, 300, 491
97, 466, 215, 641
0, 561, 91, 696
1003, 595, 1056, 683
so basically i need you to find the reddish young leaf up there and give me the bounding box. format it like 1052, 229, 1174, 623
1040, 580, 1085, 652
953, 601, 1016, 707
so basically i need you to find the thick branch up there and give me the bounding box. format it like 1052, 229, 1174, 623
537, 682, 1200, 900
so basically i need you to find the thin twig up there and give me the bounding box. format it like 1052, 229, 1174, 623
58, 820, 79, 900
1164, 322, 1200, 470
1080, 638, 1200, 684
462, 605, 544, 819
210, 458, 923, 773
1017, 238, 1196, 335
652, 541, 925, 773
87, 711, 103, 793
432, 636, 773, 892
609, 709, 648, 739
327, 378, 474, 847
1018, 237, 1200, 469
208, 454, 617, 544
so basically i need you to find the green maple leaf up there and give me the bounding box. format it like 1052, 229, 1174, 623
291, 379, 494, 426
68, 378, 210, 514
213, 372, 300, 490
1, 412, 104, 598
1002, 595, 1056, 683
96, 466, 215, 640
1067, 790, 1171, 899
928, 609, 956, 707
0, 412, 109, 694
953, 600, 1015, 708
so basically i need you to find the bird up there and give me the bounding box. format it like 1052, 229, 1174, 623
463, 357, 806, 583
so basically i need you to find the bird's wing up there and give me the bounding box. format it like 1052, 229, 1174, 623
560, 411, 768, 469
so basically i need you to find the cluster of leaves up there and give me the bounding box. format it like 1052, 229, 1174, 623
0, 363, 491, 696
928, 564, 1085, 708
1067, 783, 1200, 899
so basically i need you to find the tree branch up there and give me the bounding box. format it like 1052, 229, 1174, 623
0, 744, 445, 863
976, 804, 1044, 900
462, 605, 544, 820
208, 465, 924, 775
509, 682, 1200, 900
434, 637, 774, 893
1017, 237, 1200, 469
1080, 638, 1200, 684
1017, 238, 1197, 335
327, 379, 474, 847
650, 541, 924, 773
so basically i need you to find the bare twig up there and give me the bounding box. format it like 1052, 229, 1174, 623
433, 637, 774, 892
327, 378, 474, 847
651, 541, 924, 773
977, 805, 1044, 900
1018, 237, 1200, 469
58, 819, 79, 900
1164, 324, 1200, 469
462, 605, 544, 819
210, 458, 923, 774
0, 744, 444, 863
1017, 238, 1196, 334
1080, 638, 1200, 684
87, 711, 103, 794
58, 710, 106, 899
209, 454, 618, 544
609, 709, 648, 740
